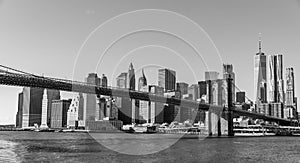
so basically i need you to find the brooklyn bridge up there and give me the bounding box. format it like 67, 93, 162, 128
0, 64, 295, 136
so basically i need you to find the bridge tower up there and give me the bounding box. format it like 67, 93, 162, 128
226, 76, 234, 136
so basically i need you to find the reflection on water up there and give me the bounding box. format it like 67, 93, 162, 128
0, 131, 300, 162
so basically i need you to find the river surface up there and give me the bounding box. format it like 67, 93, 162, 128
0, 131, 300, 163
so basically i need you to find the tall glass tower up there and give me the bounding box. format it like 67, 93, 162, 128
254, 35, 267, 104
269, 54, 284, 103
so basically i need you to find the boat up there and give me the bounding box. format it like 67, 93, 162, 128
61, 129, 89, 133
234, 125, 275, 136
132, 125, 157, 134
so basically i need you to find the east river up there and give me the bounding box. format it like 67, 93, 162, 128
0, 131, 300, 163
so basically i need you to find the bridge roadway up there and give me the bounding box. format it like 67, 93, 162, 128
0, 69, 292, 125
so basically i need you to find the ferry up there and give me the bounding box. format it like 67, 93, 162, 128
122, 124, 157, 134
234, 125, 275, 136
133, 125, 157, 134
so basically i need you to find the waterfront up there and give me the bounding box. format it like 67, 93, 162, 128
0, 131, 300, 162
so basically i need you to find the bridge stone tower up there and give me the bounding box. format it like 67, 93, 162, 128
204, 77, 234, 136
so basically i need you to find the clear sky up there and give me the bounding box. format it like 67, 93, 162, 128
0, 0, 300, 124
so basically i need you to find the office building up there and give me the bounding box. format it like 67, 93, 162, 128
101, 74, 108, 87
163, 91, 181, 123
46, 89, 60, 127
51, 99, 71, 128
236, 92, 246, 104
205, 71, 219, 81
254, 36, 267, 104
67, 94, 84, 128
269, 54, 284, 103
188, 84, 199, 101
138, 69, 147, 91
176, 82, 189, 95
20, 87, 44, 127
158, 68, 176, 92
127, 62, 135, 90
139, 85, 150, 123
285, 67, 297, 119
198, 81, 207, 99
149, 85, 164, 123
83, 73, 100, 122
16, 92, 23, 128
116, 72, 127, 89
135, 69, 147, 123
223, 64, 235, 102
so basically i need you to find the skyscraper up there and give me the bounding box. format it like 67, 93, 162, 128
149, 85, 164, 123
254, 35, 267, 104
286, 68, 295, 106
176, 82, 189, 95
83, 73, 100, 122
116, 72, 127, 89
101, 74, 108, 87
285, 67, 297, 118
269, 54, 284, 103
236, 92, 246, 104
127, 62, 135, 90
223, 64, 235, 103
136, 69, 147, 123
138, 69, 147, 91
20, 87, 44, 127
188, 84, 199, 101
205, 71, 219, 81
46, 89, 60, 127
158, 68, 176, 92
51, 99, 71, 128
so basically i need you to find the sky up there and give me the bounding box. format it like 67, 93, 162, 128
0, 0, 300, 124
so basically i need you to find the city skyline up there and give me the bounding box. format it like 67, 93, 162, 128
1, 0, 300, 124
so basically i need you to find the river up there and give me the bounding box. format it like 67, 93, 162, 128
0, 131, 300, 163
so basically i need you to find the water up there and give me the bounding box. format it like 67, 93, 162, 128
0, 131, 300, 163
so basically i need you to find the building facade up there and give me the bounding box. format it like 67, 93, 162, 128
254, 38, 267, 105
158, 68, 176, 92
269, 54, 284, 103
51, 99, 71, 128
223, 64, 235, 103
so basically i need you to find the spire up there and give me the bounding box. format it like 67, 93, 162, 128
258, 33, 262, 53
142, 69, 147, 85
129, 62, 134, 70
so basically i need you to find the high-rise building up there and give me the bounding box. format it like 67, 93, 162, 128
46, 89, 60, 127
163, 91, 181, 123
286, 68, 295, 106
135, 69, 148, 123
83, 73, 100, 122
285, 67, 297, 119
149, 85, 164, 123
236, 92, 246, 104
21, 87, 44, 127
16, 87, 60, 128
116, 72, 127, 89
115, 63, 136, 124
158, 68, 176, 92
269, 54, 284, 103
205, 71, 219, 81
223, 64, 235, 102
254, 36, 267, 104
176, 82, 189, 96
127, 62, 135, 90
198, 81, 207, 97
188, 84, 199, 101
51, 99, 71, 128
101, 74, 108, 87
16, 92, 23, 128
139, 85, 150, 123
138, 69, 147, 91
67, 94, 82, 128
